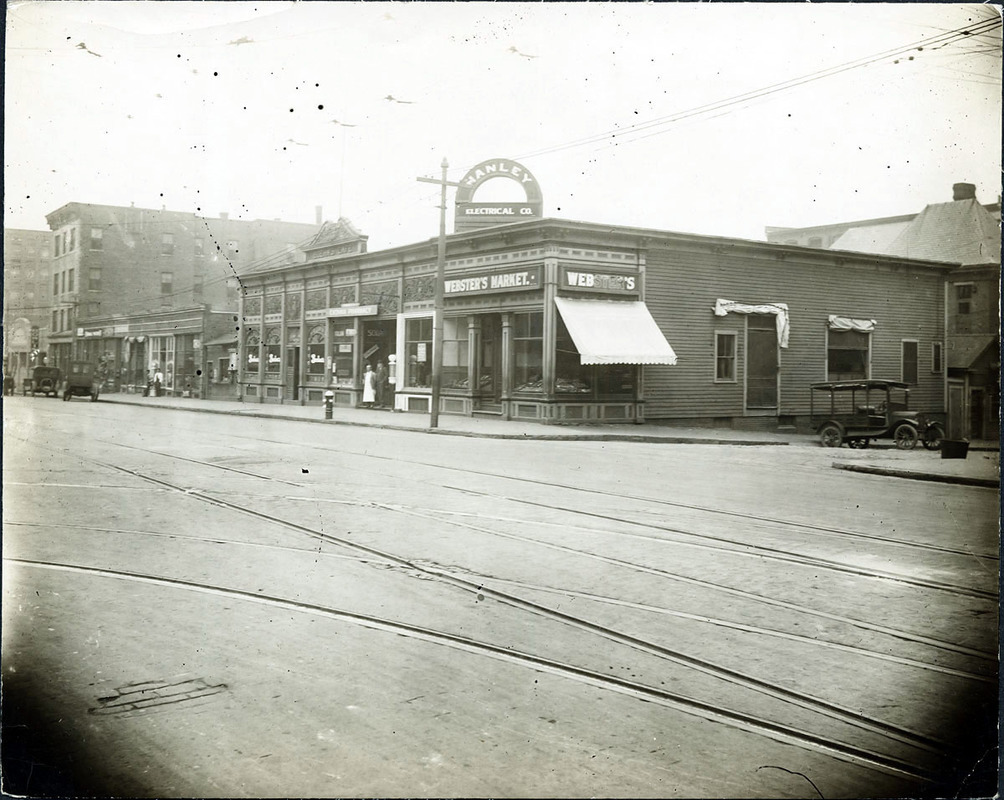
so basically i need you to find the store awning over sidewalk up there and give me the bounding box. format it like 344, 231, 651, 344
554, 296, 677, 365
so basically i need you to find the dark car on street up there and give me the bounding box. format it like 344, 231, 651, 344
62, 361, 103, 402
26, 366, 62, 397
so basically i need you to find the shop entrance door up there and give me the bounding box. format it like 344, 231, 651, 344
286, 346, 300, 401
477, 314, 502, 411
746, 315, 778, 411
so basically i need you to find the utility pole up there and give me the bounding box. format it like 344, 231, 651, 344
416, 158, 459, 428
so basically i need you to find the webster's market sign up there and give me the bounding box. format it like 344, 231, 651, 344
444, 266, 542, 296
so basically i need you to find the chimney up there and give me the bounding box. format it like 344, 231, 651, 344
952, 183, 976, 201
315, 205, 323, 225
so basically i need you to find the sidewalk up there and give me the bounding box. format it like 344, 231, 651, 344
94, 393, 999, 488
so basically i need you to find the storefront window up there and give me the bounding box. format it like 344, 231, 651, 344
265, 345, 281, 373
245, 329, 261, 374
513, 312, 543, 392
555, 317, 634, 397
443, 317, 469, 389
149, 336, 176, 390
331, 321, 354, 385
307, 344, 325, 375
406, 317, 432, 388
555, 317, 591, 394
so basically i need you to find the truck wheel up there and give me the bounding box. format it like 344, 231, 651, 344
894, 424, 918, 450
819, 424, 843, 448
922, 424, 944, 451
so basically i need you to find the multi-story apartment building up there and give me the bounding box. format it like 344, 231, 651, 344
43, 202, 320, 396
3, 228, 53, 385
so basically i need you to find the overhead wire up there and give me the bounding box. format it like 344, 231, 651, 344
512, 17, 1001, 162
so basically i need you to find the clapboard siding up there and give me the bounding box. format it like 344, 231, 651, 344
643, 243, 946, 420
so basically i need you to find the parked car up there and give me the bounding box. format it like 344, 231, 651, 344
810, 379, 944, 450
26, 366, 62, 397
62, 361, 102, 402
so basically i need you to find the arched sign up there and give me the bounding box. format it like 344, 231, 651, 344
454, 158, 543, 231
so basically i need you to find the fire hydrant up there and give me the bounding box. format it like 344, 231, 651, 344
323, 390, 334, 420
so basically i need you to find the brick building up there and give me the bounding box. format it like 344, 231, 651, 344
43, 202, 320, 396
2, 228, 53, 385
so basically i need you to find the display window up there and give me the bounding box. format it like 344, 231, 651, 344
443, 317, 469, 389
512, 312, 543, 392
405, 317, 432, 388
265, 345, 282, 373
307, 344, 325, 375
307, 326, 326, 376
330, 321, 354, 385
555, 316, 634, 397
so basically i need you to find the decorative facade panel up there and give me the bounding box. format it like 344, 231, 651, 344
244, 297, 262, 317
287, 294, 302, 319
403, 276, 435, 303
306, 289, 327, 310
265, 294, 282, 315
330, 285, 356, 307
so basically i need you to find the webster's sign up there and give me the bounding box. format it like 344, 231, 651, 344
561, 269, 638, 295
444, 267, 542, 296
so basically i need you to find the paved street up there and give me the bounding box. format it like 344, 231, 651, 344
2, 397, 999, 798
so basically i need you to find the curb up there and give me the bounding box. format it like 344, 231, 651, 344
832, 463, 999, 489
97, 397, 791, 446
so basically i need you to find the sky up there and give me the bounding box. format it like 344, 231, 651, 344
5, 2, 1002, 252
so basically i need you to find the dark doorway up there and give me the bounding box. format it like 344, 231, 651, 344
478, 314, 503, 410
286, 346, 300, 400
746, 315, 778, 410
362, 320, 396, 370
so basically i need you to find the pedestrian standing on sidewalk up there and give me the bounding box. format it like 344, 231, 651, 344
362, 364, 376, 408
154, 368, 164, 397
374, 361, 387, 408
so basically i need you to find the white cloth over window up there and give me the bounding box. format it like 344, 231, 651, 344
713, 299, 789, 348
828, 315, 876, 332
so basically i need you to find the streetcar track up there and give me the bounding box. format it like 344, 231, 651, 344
9, 517, 992, 685
265, 437, 993, 561
432, 490, 999, 600
29, 425, 997, 598
429, 569, 996, 684
10, 434, 997, 666
8, 557, 938, 784
61, 455, 962, 757
5, 415, 993, 786
4, 521, 385, 562
379, 503, 997, 662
